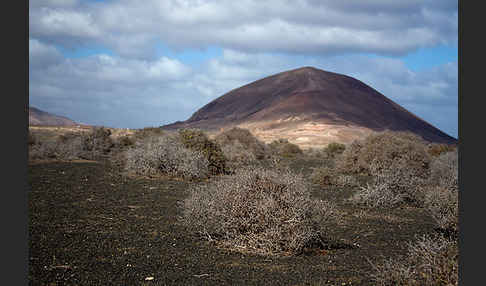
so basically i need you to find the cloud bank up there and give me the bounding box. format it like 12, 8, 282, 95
28, 0, 458, 138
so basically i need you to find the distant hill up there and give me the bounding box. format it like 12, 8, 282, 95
29, 106, 78, 126
163, 66, 456, 148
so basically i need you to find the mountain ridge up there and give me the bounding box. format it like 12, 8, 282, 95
29, 106, 78, 127
163, 66, 456, 147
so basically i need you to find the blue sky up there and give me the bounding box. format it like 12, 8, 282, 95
29, 0, 458, 138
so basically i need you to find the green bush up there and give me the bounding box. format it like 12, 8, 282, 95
178, 128, 227, 175
179, 167, 338, 256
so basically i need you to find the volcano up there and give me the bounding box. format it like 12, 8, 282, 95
163, 67, 456, 148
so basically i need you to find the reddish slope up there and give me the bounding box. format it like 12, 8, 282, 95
29, 107, 78, 126
164, 67, 456, 145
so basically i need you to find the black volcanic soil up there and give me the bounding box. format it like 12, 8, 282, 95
28, 158, 440, 285
164, 67, 456, 144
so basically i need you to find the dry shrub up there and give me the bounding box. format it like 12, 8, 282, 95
334, 174, 359, 187
215, 127, 268, 159
214, 127, 268, 169
337, 131, 430, 176
179, 168, 338, 256
28, 130, 38, 146
423, 150, 458, 232
350, 179, 405, 208
310, 166, 359, 188
304, 147, 327, 158
220, 141, 257, 170
29, 140, 58, 160
28, 127, 114, 161
424, 186, 458, 232
428, 143, 457, 157
324, 142, 346, 158
269, 138, 303, 158
82, 127, 114, 158
310, 166, 337, 187
124, 133, 209, 179
178, 128, 227, 175
114, 135, 135, 149
351, 157, 430, 208
370, 234, 458, 286
428, 150, 458, 192
133, 127, 164, 140
341, 131, 432, 207
335, 140, 363, 174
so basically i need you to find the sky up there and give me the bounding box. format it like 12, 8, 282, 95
29, 0, 458, 139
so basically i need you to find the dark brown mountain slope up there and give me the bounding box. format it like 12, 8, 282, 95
164, 67, 456, 147
29, 106, 78, 126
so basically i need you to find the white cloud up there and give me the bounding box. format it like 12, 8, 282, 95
29, 38, 64, 69
29, 0, 458, 58
29, 41, 197, 128
30, 7, 102, 39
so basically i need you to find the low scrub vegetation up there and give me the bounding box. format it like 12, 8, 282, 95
178, 128, 228, 175
214, 127, 269, 170
324, 142, 346, 158
28, 127, 114, 160
268, 138, 303, 158
310, 166, 337, 187
133, 126, 164, 140
179, 167, 338, 256
423, 150, 458, 232
427, 143, 457, 157
29, 125, 460, 283
215, 127, 268, 159
123, 133, 209, 179
370, 234, 458, 286
337, 131, 430, 176
341, 131, 432, 207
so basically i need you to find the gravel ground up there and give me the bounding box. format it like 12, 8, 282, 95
28, 160, 438, 285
